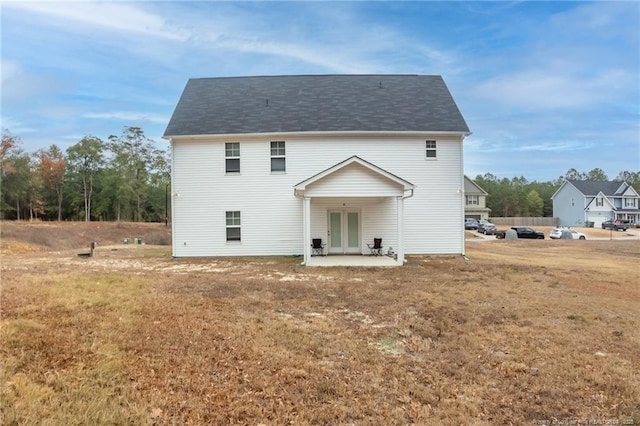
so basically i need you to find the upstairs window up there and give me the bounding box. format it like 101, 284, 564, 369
226, 211, 241, 241
225, 143, 240, 173
596, 198, 603, 207
625, 198, 636, 207
466, 195, 479, 205
270, 141, 286, 172
425, 140, 437, 159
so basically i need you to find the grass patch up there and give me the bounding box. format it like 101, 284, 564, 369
566, 314, 587, 323
1, 222, 639, 424
1, 273, 152, 425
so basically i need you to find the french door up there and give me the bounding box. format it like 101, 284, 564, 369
328, 210, 360, 254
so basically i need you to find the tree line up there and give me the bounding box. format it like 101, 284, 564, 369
1, 127, 170, 222
1, 126, 638, 221
473, 169, 640, 218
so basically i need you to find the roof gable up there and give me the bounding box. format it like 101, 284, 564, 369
551, 180, 572, 200
622, 185, 639, 197
463, 175, 488, 195
164, 75, 470, 137
585, 191, 615, 210
294, 156, 414, 193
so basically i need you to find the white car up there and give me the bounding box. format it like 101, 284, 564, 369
549, 227, 586, 240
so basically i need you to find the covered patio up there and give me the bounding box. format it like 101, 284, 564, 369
305, 254, 399, 267
294, 156, 414, 267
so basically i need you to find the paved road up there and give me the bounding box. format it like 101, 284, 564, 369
466, 228, 640, 242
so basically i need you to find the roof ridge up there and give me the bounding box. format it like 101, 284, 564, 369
190, 74, 435, 81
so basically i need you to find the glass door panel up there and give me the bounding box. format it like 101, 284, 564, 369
328, 210, 360, 254
330, 212, 342, 249
347, 212, 359, 249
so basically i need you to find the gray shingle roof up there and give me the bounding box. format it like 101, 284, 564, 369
163, 75, 470, 137
568, 180, 626, 196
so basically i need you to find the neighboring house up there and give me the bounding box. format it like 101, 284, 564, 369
163, 75, 470, 265
551, 180, 640, 227
463, 175, 491, 221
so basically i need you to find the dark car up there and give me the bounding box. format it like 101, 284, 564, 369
495, 226, 545, 239
601, 219, 630, 231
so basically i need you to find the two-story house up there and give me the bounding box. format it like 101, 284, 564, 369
463, 175, 491, 221
551, 180, 640, 227
163, 75, 471, 265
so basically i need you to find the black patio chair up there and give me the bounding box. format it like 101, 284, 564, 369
311, 238, 326, 256
367, 238, 383, 256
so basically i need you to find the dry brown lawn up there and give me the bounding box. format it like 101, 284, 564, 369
1, 221, 639, 425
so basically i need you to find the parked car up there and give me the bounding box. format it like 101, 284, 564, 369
601, 219, 630, 231
549, 227, 586, 240
465, 218, 479, 230
478, 223, 497, 235
476, 220, 491, 233
495, 226, 545, 239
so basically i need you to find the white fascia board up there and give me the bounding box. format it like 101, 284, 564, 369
163, 130, 470, 142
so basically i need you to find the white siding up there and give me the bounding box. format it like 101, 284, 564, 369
305, 163, 404, 197
171, 135, 465, 257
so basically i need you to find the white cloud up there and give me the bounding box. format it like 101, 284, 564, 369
1, 60, 21, 84
514, 140, 592, 153
4, 1, 187, 41
0, 116, 37, 134
1, 60, 61, 105
165, 2, 456, 75
473, 67, 635, 111
550, 1, 639, 41
212, 37, 374, 74
466, 1, 638, 115
83, 112, 169, 124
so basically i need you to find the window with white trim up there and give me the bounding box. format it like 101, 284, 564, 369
596, 197, 603, 207
226, 211, 241, 241
466, 195, 479, 205
270, 141, 286, 172
425, 140, 437, 159
225, 143, 240, 173
625, 198, 636, 208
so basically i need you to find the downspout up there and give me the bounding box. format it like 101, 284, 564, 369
397, 187, 414, 265
402, 188, 414, 200
167, 137, 177, 257
460, 136, 467, 257
293, 189, 308, 265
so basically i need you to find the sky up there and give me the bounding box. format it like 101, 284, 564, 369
1, 0, 639, 182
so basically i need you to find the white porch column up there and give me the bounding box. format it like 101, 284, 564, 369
303, 196, 311, 264
396, 196, 405, 265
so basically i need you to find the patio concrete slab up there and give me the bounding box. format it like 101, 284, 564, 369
306, 255, 398, 267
